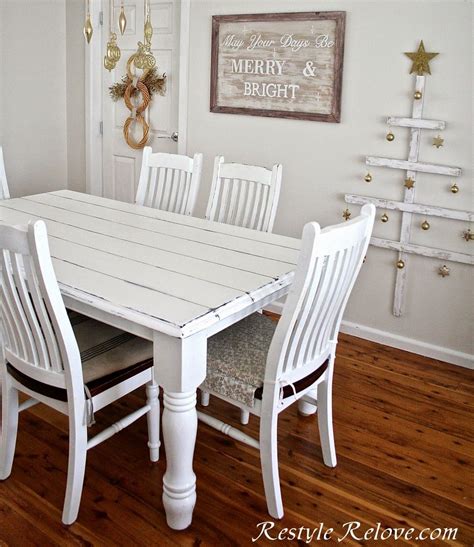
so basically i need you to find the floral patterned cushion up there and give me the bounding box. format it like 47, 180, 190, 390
200, 313, 277, 407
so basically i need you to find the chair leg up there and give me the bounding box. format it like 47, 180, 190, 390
0, 377, 19, 480
317, 379, 337, 467
259, 410, 283, 519
297, 388, 317, 416
200, 390, 210, 407
62, 410, 88, 525
146, 380, 160, 462
240, 409, 249, 425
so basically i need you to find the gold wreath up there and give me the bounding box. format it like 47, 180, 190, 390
123, 114, 150, 149
124, 80, 151, 114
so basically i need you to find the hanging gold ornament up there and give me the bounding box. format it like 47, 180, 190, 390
104, 0, 121, 71
396, 259, 405, 269
450, 182, 459, 194
404, 177, 415, 189
421, 220, 430, 231
381, 213, 389, 223
119, 3, 127, 35
104, 32, 121, 71
438, 265, 450, 278
432, 135, 444, 148
414, 90, 422, 100
134, 0, 156, 70
386, 130, 395, 142
462, 229, 474, 242
83, 0, 93, 43
342, 209, 351, 221
364, 172, 372, 183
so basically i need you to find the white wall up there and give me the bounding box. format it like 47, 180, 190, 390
0, 0, 85, 196
186, 0, 473, 363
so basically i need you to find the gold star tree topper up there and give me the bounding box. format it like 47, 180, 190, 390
405, 41, 439, 76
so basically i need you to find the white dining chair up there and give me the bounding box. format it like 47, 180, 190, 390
205, 156, 282, 233
198, 204, 375, 519
0, 220, 160, 525
202, 156, 283, 419
135, 146, 203, 215
0, 146, 10, 200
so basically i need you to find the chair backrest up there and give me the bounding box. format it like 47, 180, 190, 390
0, 221, 82, 394
267, 204, 375, 385
205, 156, 282, 232
0, 146, 11, 200
135, 147, 203, 216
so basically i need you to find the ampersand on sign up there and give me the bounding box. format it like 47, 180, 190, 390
303, 60, 317, 77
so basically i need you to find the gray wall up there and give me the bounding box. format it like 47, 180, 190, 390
186, 0, 473, 359
0, 0, 85, 196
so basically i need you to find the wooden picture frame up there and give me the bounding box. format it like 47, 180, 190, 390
210, 12, 346, 123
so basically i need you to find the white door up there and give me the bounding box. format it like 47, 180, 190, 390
102, 0, 181, 202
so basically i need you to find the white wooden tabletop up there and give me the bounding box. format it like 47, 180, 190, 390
0, 190, 299, 338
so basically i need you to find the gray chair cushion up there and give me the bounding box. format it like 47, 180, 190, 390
200, 313, 277, 407
70, 312, 153, 383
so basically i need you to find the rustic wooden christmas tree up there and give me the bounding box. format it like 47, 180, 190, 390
345, 41, 472, 316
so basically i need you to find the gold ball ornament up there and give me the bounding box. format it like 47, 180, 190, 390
396, 259, 405, 269
381, 213, 389, 223
421, 220, 430, 231
414, 90, 422, 100
451, 182, 459, 194
364, 172, 372, 183
386, 131, 395, 142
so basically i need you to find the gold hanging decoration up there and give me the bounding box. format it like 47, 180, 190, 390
414, 90, 422, 100
450, 182, 459, 194
83, 0, 93, 44
404, 177, 415, 189
381, 213, 389, 223
405, 40, 439, 76
396, 259, 405, 269
462, 229, 474, 242
386, 130, 395, 142
342, 209, 351, 221
364, 172, 372, 183
438, 265, 450, 277
432, 135, 444, 148
104, 0, 121, 71
134, 0, 156, 70
421, 220, 430, 231
119, 2, 127, 35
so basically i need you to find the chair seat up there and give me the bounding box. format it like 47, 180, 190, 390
200, 313, 276, 407
7, 313, 153, 401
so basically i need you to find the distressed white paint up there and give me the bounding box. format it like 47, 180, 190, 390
345, 194, 474, 222
0, 189, 298, 529
387, 116, 445, 130
366, 155, 461, 177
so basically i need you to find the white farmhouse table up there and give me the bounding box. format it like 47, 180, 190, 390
0, 190, 300, 529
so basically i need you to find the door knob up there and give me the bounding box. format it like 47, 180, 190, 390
157, 131, 178, 142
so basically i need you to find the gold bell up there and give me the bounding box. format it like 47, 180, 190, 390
421, 220, 430, 231
396, 259, 405, 269
414, 91, 422, 100
451, 182, 459, 194
386, 130, 395, 142
381, 213, 389, 223
364, 172, 372, 183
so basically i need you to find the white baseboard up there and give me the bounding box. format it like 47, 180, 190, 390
264, 302, 474, 370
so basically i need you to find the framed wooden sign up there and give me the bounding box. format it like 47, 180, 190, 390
210, 12, 346, 123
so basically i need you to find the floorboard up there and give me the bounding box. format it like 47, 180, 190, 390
0, 333, 472, 546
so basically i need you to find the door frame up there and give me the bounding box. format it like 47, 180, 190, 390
85, 0, 191, 196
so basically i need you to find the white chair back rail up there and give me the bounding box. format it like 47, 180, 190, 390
267, 204, 376, 386
205, 156, 282, 232
0, 222, 81, 391
135, 147, 203, 216
0, 146, 10, 200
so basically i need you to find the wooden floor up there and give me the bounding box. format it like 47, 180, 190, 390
0, 333, 472, 546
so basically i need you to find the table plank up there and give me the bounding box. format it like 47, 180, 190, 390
55, 189, 301, 250
1, 199, 296, 277
27, 193, 300, 263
